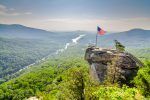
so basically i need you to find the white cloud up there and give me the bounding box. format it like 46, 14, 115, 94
23, 12, 32, 15
0, 6, 150, 32
0, 4, 6, 11
9, 8, 15, 11
0, 4, 32, 16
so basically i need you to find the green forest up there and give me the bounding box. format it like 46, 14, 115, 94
0, 32, 150, 100
0, 37, 60, 83
0, 49, 149, 100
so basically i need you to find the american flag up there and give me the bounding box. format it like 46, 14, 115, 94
97, 26, 106, 35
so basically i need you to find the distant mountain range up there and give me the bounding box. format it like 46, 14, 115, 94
0, 24, 150, 48
0, 24, 79, 41
0, 24, 55, 39
79, 28, 150, 49
109, 28, 150, 41
103, 28, 150, 48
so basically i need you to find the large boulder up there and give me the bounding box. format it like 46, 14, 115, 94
85, 46, 143, 85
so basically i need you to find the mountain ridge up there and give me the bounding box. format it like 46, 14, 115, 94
0, 23, 150, 35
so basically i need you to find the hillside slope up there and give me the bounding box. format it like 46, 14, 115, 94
0, 54, 149, 100
0, 24, 150, 84
0, 24, 82, 83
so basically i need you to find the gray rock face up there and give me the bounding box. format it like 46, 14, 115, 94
85, 46, 143, 84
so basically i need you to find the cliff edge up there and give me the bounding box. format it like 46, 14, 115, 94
85, 46, 143, 85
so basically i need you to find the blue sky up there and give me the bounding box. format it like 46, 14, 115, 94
0, 0, 150, 31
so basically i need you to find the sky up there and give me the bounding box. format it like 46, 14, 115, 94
0, 0, 150, 32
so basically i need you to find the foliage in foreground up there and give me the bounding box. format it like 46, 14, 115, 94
95, 85, 143, 100
133, 60, 150, 97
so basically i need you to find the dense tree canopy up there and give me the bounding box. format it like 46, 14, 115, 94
0, 57, 149, 100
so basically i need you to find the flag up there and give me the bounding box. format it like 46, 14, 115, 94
97, 26, 106, 35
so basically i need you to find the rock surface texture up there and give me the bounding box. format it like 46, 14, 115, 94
85, 46, 143, 85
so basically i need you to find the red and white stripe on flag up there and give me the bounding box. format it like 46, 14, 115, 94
97, 26, 106, 35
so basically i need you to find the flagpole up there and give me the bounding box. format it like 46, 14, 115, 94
96, 32, 98, 47
96, 26, 106, 47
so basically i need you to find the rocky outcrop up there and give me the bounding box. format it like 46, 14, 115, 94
85, 46, 143, 85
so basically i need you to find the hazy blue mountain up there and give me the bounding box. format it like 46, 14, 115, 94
0, 24, 89, 83
0, 24, 65, 82
0, 24, 82, 43
1, 24, 149, 48
105, 29, 150, 48
0, 24, 56, 39
79, 28, 150, 49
